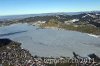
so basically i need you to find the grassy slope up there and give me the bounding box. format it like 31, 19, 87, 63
40, 19, 100, 35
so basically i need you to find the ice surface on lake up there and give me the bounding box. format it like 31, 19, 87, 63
0, 23, 100, 57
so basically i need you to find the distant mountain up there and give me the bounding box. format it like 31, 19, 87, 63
0, 11, 100, 28
1, 11, 99, 21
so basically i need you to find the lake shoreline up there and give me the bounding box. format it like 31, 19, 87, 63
0, 23, 100, 57
39, 26, 100, 38
0, 23, 100, 38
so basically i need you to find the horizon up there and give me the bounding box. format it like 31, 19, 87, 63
0, 0, 100, 16
0, 10, 100, 17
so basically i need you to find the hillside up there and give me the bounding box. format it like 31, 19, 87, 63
0, 11, 100, 34
0, 38, 33, 66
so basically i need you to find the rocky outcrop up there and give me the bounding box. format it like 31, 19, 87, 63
0, 38, 12, 47
0, 38, 33, 66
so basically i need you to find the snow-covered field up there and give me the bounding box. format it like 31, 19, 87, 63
88, 34, 99, 38
0, 23, 100, 57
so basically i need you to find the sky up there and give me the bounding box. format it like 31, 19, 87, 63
0, 0, 100, 16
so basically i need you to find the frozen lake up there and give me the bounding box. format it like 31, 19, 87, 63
0, 23, 100, 57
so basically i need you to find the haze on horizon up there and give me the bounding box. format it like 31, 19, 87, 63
0, 0, 100, 16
